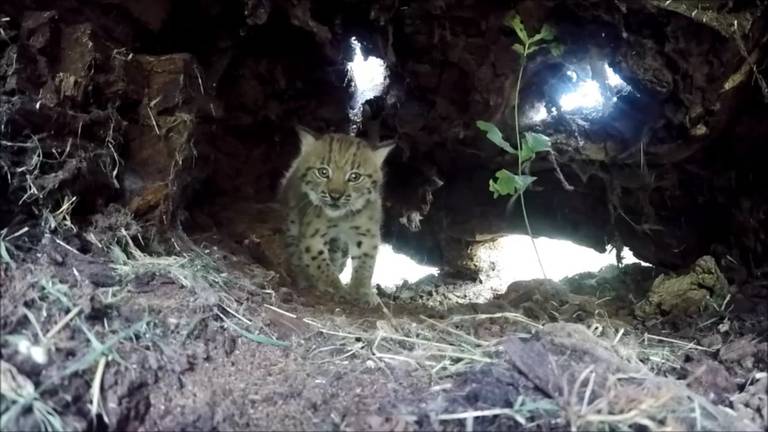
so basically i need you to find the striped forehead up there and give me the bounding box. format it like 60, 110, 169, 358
317, 135, 367, 169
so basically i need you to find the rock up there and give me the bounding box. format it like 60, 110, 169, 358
635, 256, 728, 319
684, 359, 737, 404
499, 279, 569, 306
560, 263, 656, 302
497, 279, 568, 322
731, 375, 768, 429
503, 323, 641, 401
86, 267, 119, 287
698, 334, 723, 350
719, 336, 758, 366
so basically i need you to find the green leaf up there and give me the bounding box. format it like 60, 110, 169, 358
530, 24, 556, 43
549, 42, 565, 57
512, 43, 525, 55
489, 169, 536, 198
504, 13, 529, 44
524, 132, 552, 153
526, 44, 543, 54
519, 132, 552, 163
0, 241, 12, 268
476, 120, 516, 154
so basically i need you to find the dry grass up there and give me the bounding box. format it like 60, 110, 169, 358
0, 360, 63, 432
586, 314, 719, 376
270, 303, 541, 380
0, 250, 152, 431
273, 298, 758, 431
1, 308, 149, 431
568, 372, 752, 431
109, 230, 288, 348
0, 227, 27, 272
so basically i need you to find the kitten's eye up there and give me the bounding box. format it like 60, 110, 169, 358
316, 167, 330, 179
347, 172, 362, 183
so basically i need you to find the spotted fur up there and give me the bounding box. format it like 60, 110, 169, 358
278, 126, 395, 305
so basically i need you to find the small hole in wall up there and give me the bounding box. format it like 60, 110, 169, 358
347, 37, 387, 131
559, 79, 604, 111
558, 63, 631, 113
526, 62, 633, 123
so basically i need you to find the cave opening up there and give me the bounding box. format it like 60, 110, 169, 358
340, 234, 647, 294
347, 234, 650, 305
477, 235, 644, 283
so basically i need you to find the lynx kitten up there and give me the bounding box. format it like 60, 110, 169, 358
278, 126, 395, 305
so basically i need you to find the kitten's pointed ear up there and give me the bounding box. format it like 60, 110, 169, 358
372, 140, 396, 165
296, 125, 318, 151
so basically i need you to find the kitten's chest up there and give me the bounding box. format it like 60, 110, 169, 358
327, 213, 376, 240
327, 222, 358, 240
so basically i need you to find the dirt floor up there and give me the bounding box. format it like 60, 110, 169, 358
1, 212, 767, 431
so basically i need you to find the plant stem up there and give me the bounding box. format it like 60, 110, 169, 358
514, 44, 547, 279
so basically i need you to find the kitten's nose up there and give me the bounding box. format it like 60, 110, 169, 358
328, 191, 343, 201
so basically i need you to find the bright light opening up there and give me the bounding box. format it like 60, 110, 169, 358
557, 63, 630, 114
478, 235, 645, 282
347, 37, 387, 131
605, 64, 627, 88
559, 79, 603, 111
340, 236, 645, 291
349, 38, 386, 97
528, 103, 550, 123
340, 244, 437, 288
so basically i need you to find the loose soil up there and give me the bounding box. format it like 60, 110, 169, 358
1, 223, 766, 431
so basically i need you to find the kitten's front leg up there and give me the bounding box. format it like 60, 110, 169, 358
348, 233, 380, 306
284, 214, 309, 289
327, 236, 349, 274
300, 235, 345, 296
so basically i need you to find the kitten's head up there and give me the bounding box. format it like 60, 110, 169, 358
294, 126, 395, 217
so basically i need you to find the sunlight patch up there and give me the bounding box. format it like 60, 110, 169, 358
557, 63, 630, 114
605, 64, 627, 88
347, 37, 387, 125
340, 244, 437, 288
527, 102, 550, 122
559, 79, 603, 112
480, 235, 644, 282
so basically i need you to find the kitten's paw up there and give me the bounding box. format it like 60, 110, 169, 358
351, 287, 379, 307
362, 293, 380, 307
317, 286, 344, 304
316, 278, 345, 293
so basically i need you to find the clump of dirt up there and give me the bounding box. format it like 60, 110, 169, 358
635, 255, 729, 320
731, 374, 768, 427
383, 274, 507, 308
496, 323, 758, 431
561, 263, 658, 304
